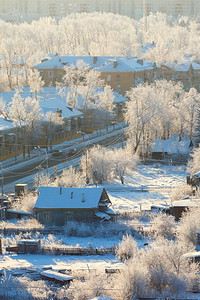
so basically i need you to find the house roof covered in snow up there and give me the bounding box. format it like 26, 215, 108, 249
161, 61, 200, 72
34, 187, 111, 210
0, 117, 16, 131
33, 55, 155, 72
0, 87, 82, 120
153, 135, 192, 154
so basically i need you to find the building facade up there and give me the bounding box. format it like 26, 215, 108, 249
33, 55, 157, 94
0, 0, 199, 23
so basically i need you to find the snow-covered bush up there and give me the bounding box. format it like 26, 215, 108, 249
34, 173, 53, 190
64, 221, 139, 238
113, 260, 150, 300
116, 234, 138, 261
0, 218, 43, 230
170, 184, 192, 203
150, 213, 176, 239
66, 273, 112, 300
11, 192, 37, 213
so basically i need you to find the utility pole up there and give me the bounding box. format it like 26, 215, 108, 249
85, 150, 89, 184
0, 163, 3, 198
46, 152, 49, 176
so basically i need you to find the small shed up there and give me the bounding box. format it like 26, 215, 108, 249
34, 187, 115, 226
17, 240, 41, 254
40, 270, 74, 284
6, 209, 33, 220
171, 198, 200, 220
182, 251, 200, 264
152, 135, 192, 160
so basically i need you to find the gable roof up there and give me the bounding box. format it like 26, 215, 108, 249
34, 187, 110, 210
153, 136, 192, 154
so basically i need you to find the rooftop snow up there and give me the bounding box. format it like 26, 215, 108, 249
0, 87, 82, 120
34, 187, 109, 209
33, 55, 155, 72
0, 117, 16, 131
153, 136, 192, 154
161, 61, 200, 72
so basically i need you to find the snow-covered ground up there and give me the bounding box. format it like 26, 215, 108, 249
106, 164, 187, 211
1, 163, 187, 273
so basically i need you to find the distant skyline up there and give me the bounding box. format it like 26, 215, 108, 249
0, 0, 199, 23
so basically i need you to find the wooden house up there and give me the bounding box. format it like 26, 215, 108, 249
34, 187, 116, 226
152, 135, 193, 161
171, 198, 200, 221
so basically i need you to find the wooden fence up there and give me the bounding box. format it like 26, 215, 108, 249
42, 246, 116, 256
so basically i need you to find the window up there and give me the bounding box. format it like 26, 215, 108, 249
48, 71, 54, 78
106, 75, 111, 82
116, 74, 120, 81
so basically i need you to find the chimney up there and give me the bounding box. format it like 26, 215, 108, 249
93, 56, 98, 64
113, 60, 118, 68
71, 192, 73, 199
137, 59, 143, 65
60, 187, 62, 194
82, 193, 85, 202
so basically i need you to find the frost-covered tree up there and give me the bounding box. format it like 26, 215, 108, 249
28, 69, 44, 100
194, 102, 200, 147
55, 166, 84, 187
23, 96, 43, 153
96, 85, 115, 131
180, 88, 200, 139
43, 111, 64, 149
116, 235, 139, 261
150, 213, 176, 239
177, 206, 200, 246
8, 91, 26, 157
187, 147, 200, 175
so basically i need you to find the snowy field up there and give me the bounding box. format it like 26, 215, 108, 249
106, 164, 187, 211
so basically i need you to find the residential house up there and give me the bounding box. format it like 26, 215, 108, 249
34, 187, 117, 226
152, 134, 193, 161
0, 87, 83, 159
33, 55, 157, 94
0, 116, 20, 160
160, 61, 200, 91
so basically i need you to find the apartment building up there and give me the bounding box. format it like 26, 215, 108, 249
0, 0, 198, 23
33, 55, 157, 94
160, 61, 200, 91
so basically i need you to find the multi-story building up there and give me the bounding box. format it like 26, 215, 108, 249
33, 55, 157, 94
160, 61, 200, 91
0, 0, 199, 23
